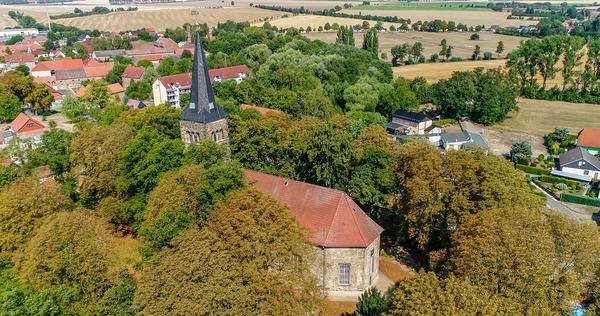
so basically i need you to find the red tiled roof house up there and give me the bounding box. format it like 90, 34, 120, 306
578, 128, 600, 155
152, 65, 250, 108
122, 65, 145, 89
245, 170, 383, 297
2, 113, 46, 148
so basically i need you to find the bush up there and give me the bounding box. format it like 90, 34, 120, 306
483, 52, 493, 60
516, 164, 550, 175
555, 183, 568, 191
432, 118, 457, 127
448, 57, 463, 62
470, 33, 480, 40
538, 175, 581, 190
429, 54, 439, 62
561, 193, 600, 207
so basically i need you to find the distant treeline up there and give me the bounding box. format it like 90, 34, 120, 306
109, 0, 175, 4
254, 4, 480, 32
0, 0, 74, 3
50, 6, 138, 20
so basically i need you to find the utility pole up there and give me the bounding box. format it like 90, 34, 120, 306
46, 11, 52, 32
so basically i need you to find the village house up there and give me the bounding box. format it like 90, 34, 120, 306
386, 109, 441, 136
2, 52, 36, 71
577, 128, 600, 155
441, 131, 489, 152
122, 64, 145, 88
553, 147, 600, 182
0, 28, 39, 39
31, 59, 85, 77
152, 65, 250, 107
1, 113, 46, 150
245, 170, 383, 297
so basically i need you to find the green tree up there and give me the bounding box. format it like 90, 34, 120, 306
344, 80, 379, 112
184, 140, 228, 167
470, 33, 480, 40
355, 287, 388, 316
0, 166, 17, 189
496, 40, 505, 57
134, 189, 320, 315
60, 95, 88, 122
362, 28, 379, 56
70, 123, 133, 205
0, 91, 21, 121
82, 80, 112, 108
26, 83, 54, 113
118, 128, 184, 195
0, 176, 74, 262
385, 272, 511, 315
510, 140, 532, 164
471, 44, 481, 60
26, 127, 75, 180
18, 211, 116, 309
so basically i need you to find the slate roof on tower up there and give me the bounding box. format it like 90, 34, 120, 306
179, 32, 227, 124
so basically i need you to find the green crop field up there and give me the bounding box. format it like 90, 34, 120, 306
352, 2, 493, 11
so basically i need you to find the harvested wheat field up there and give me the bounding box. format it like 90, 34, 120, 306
496, 98, 600, 137
258, 15, 401, 30
306, 31, 522, 61
341, 8, 535, 27
393, 59, 507, 81
0, 8, 48, 29
51, 7, 285, 32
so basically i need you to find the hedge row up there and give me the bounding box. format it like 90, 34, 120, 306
538, 175, 581, 189
560, 193, 600, 207
432, 118, 457, 127
516, 164, 551, 175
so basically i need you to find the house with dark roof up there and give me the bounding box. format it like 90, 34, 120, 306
441, 131, 489, 152
554, 147, 600, 181
245, 170, 383, 297
578, 128, 600, 155
387, 109, 441, 136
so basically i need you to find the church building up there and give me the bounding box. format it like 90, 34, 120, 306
179, 32, 229, 145
181, 31, 383, 298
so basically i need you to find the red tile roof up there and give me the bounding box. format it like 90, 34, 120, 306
75, 82, 124, 98
122, 65, 145, 79
10, 113, 45, 136
159, 72, 192, 91
32, 59, 84, 72
5, 52, 35, 64
245, 170, 383, 248
155, 37, 178, 48
157, 65, 249, 91
240, 104, 281, 116
579, 128, 600, 149
83, 63, 114, 78
209, 65, 249, 80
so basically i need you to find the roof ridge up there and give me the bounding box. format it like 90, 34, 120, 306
323, 193, 345, 246
344, 193, 368, 246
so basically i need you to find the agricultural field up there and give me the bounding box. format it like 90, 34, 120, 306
340, 8, 535, 27
306, 31, 522, 61
257, 15, 400, 30
393, 59, 507, 81
50, 7, 285, 32
353, 2, 493, 11
496, 98, 600, 137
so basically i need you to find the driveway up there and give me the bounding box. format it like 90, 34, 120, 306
531, 181, 592, 221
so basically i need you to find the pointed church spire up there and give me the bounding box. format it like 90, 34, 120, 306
179, 31, 227, 123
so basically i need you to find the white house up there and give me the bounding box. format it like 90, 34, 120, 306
555, 147, 600, 181
152, 65, 249, 108
0, 28, 39, 39
386, 109, 440, 136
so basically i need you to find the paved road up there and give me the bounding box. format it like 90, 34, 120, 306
531, 182, 593, 221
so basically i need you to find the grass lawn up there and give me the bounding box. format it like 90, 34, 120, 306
495, 98, 600, 137
352, 3, 493, 11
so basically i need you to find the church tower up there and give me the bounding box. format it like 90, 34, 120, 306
179, 31, 229, 145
